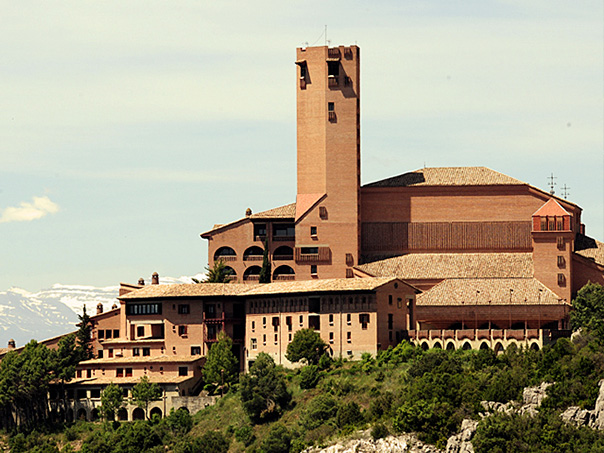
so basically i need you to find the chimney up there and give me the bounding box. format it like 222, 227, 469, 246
138, 278, 145, 285
8, 339, 15, 350
245, 208, 252, 217
111, 303, 118, 310
152, 272, 159, 285
96, 303, 103, 315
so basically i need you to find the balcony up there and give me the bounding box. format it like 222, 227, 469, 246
328, 48, 341, 58
328, 76, 339, 88
274, 275, 295, 281
273, 235, 295, 242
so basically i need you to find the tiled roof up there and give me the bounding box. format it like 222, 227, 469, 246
243, 277, 408, 296
363, 167, 524, 188
119, 283, 250, 300
356, 253, 533, 279
532, 199, 571, 217
417, 278, 564, 306
68, 375, 194, 386
79, 355, 205, 365
575, 235, 604, 267
201, 202, 295, 237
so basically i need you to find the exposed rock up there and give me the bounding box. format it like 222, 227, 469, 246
480, 382, 553, 418
562, 379, 604, 430
445, 419, 478, 453
303, 433, 443, 453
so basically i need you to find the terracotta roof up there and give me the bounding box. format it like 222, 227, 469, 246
532, 199, 571, 217
356, 253, 533, 279
68, 375, 194, 386
364, 167, 524, 188
295, 193, 325, 222
242, 277, 412, 296
119, 283, 250, 300
79, 355, 204, 365
575, 235, 604, 267
201, 202, 295, 237
417, 278, 564, 306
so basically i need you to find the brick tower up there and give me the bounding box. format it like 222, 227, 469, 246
294, 45, 361, 279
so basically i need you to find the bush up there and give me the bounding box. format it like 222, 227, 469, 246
193, 431, 230, 453
299, 365, 320, 389
235, 425, 255, 446
261, 424, 291, 453
302, 394, 338, 430
336, 401, 363, 428
318, 353, 332, 370
371, 423, 389, 440
166, 407, 193, 435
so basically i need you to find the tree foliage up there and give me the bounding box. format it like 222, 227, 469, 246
100, 383, 124, 421
131, 376, 162, 419
239, 353, 291, 423
571, 283, 604, 341
76, 307, 94, 361
193, 259, 234, 283
203, 331, 239, 388
286, 328, 328, 365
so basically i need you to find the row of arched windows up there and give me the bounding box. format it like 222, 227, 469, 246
214, 245, 294, 262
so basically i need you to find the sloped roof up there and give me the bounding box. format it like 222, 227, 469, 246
68, 375, 194, 386
119, 283, 250, 300
363, 167, 524, 188
201, 202, 295, 237
356, 253, 534, 280
532, 199, 571, 217
295, 193, 325, 222
575, 235, 604, 267
242, 277, 412, 296
417, 278, 563, 306
79, 355, 204, 365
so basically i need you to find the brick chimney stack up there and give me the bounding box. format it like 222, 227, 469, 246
8, 339, 15, 350
138, 278, 145, 285
96, 303, 103, 315
152, 272, 159, 285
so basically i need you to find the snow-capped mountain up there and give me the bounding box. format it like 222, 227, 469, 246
0, 274, 204, 349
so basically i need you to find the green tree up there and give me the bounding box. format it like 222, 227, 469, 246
571, 283, 604, 341
131, 376, 162, 420
100, 383, 124, 421
258, 240, 271, 283
76, 306, 94, 361
286, 328, 328, 365
239, 353, 291, 423
299, 364, 320, 389
203, 331, 239, 389
193, 259, 234, 283
261, 424, 291, 453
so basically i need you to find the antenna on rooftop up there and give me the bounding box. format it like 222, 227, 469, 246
325, 25, 328, 46
547, 173, 557, 195
561, 184, 571, 199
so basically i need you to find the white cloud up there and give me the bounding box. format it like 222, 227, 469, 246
0, 196, 59, 224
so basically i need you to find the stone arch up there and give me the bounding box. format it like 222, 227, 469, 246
76, 408, 87, 421
91, 408, 100, 421
273, 265, 295, 280
273, 245, 294, 260
117, 408, 128, 421
433, 341, 442, 349
479, 342, 490, 350
132, 408, 145, 420
243, 246, 264, 261
494, 342, 505, 355
177, 406, 189, 413
149, 407, 162, 419
462, 342, 472, 351
243, 266, 262, 281
530, 342, 540, 351
214, 246, 236, 261
445, 342, 456, 351
420, 341, 429, 351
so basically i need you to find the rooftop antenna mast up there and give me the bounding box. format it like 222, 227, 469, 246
547, 173, 557, 195
325, 25, 330, 46
561, 184, 571, 199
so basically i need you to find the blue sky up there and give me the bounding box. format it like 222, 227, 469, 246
1, 0, 602, 291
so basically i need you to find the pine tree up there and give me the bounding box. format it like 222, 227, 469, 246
193, 259, 234, 283
203, 331, 239, 388
76, 307, 94, 361
259, 241, 271, 283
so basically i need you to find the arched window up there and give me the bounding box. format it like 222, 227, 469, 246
214, 247, 237, 261
273, 245, 294, 260
243, 246, 264, 261
243, 266, 262, 281
273, 265, 295, 281
224, 266, 237, 281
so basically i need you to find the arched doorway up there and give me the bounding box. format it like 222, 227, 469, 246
214, 246, 236, 261
243, 246, 264, 261
76, 408, 87, 421
462, 342, 472, 350
91, 408, 100, 421
273, 245, 294, 261
420, 342, 429, 351
479, 342, 490, 350
494, 342, 504, 355
132, 408, 145, 420
433, 341, 442, 349
117, 408, 128, 421
446, 342, 455, 351
273, 265, 295, 281
149, 407, 162, 419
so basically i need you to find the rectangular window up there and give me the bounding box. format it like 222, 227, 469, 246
388, 314, 394, 330
254, 223, 267, 239
97, 350, 104, 359
301, 247, 319, 255
76, 370, 82, 378
116, 368, 124, 378
178, 325, 188, 336
557, 236, 565, 249
125, 368, 132, 377
272, 317, 280, 330
178, 304, 190, 314
251, 338, 257, 350
359, 313, 370, 330
86, 369, 92, 378
557, 256, 565, 267
558, 273, 566, 285
137, 326, 145, 337
329, 314, 334, 326
319, 206, 328, 219
106, 329, 112, 339
389, 331, 393, 341
77, 389, 87, 399
347, 314, 351, 325
126, 303, 162, 316
132, 347, 140, 356
389, 295, 393, 305
310, 226, 317, 237
90, 389, 100, 399
286, 316, 292, 331
299, 315, 304, 326
345, 268, 354, 278
328, 102, 335, 112
98, 330, 105, 340
251, 321, 255, 332
274, 334, 278, 344
191, 346, 201, 355
113, 329, 119, 338
108, 349, 114, 358
347, 332, 352, 343
329, 332, 334, 344
263, 317, 267, 328
142, 347, 150, 357
311, 265, 318, 275
263, 334, 266, 346
179, 367, 188, 377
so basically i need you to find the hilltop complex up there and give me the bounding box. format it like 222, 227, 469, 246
5, 45, 603, 422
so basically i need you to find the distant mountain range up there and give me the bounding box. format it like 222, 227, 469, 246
0, 275, 202, 349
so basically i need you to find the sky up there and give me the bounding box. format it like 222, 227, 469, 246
1, 0, 603, 292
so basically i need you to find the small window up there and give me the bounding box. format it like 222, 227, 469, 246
557, 236, 565, 249
346, 314, 351, 325
263, 317, 267, 328
142, 347, 150, 357
272, 317, 280, 328
299, 315, 304, 326
191, 346, 201, 355
263, 334, 267, 346
328, 102, 335, 112
558, 273, 566, 285
77, 389, 87, 399
90, 389, 101, 399
388, 314, 394, 330
97, 350, 104, 359
359, 313, 370, 330
76, 370, 82, 378
178, 304, 190, 315
179, 367, 188, 377
319, 206, 328, 219
113, 329, 119, 338
108, 349, 114, 358
310, 226, 317, 237
86, 369, 92, 378
288, 333, 292, 342
132, 347, 140, 356
251, 338, 257, 350
137, 326, 145, 337
125, 368, 132, 377
311, 265, 318, 275
347, 332, 352, 343
274, 334, 278, 344
251, 321, 255, 332
329, 332, 334, 344
116, 368, 124, 378
329, 314, 334, 326
178, 325, 188, 336
389, 295, 393, 305
345, 268, 353, 278
557, 256, 565, 267
98, 330, 105, 340
105, 329, 112, 339
389, 331, 393, 341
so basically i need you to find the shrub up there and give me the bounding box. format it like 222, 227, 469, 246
235, 425, 255, 446
261, 424, 291, 453
166, 407, 193, 435
336, 401, 363, 428
193, 431, 230, 453
299, 365, 320, 389
302, 394, 338, 430
286, 329, 328, 365
371, 423, 389, 440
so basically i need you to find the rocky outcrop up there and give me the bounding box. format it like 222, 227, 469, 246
303, 433, 443, 453
480, 382, 553, 417
445, 419, 478, 453
562, 379, 604, 429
